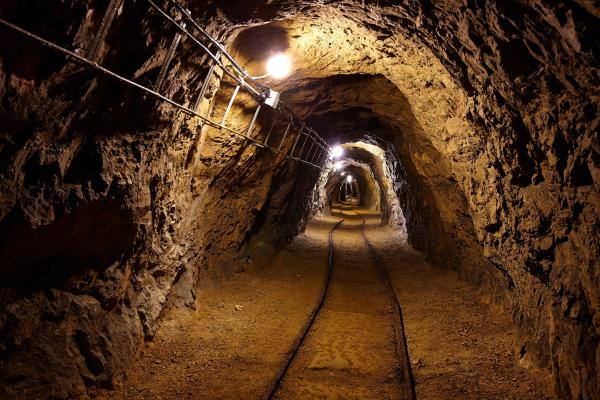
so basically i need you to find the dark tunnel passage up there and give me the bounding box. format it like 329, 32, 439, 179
0, 1, 598, 399
321, 157, 381, 210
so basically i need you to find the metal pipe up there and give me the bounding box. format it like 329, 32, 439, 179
303, 140, 315, 164
287, 126, 303, 156
263, 114, 278, 147
86, 0, 124, 61
0, 16, 329, 169
277, 122, 292, 152
221, 85, 240, 125
193, 51, 220, 112
166, 0, 251, 80
155, 0, 332, 155
246, 104, 262, 138
311, 147, 324, 166
293, 128, 309, 159
154, 22, 185, 92
146, 0, 261, 99
0, 19, 267, 148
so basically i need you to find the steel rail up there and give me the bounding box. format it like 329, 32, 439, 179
361, 220, 416, 400
264, 217, 416, 399
262, 219, 344, 400
0, 17, 327, 169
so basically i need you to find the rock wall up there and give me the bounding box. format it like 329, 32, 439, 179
403, 3, 599, 398
0, 1, 321, 398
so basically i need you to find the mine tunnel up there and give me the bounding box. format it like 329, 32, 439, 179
0, 1, 598, 399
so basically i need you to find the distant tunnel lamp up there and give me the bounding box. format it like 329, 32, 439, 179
333, 161, 343, 171
341, 171, 346, 176
346, 175, 353, 183
331, 146, 344, 159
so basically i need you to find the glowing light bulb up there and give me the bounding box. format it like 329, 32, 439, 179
341, 171, 346, 176
346, 175, 353, 183
331, 145, 344, 159
334, 161, 343, 170
266, 54, 291, 79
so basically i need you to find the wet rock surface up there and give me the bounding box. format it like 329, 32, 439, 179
0, 0, 598, 398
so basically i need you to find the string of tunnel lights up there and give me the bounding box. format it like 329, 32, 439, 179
330, 145, 356, 202
0, 0, 336, 169
330, 145, 355, 183
331, 145, 345, 172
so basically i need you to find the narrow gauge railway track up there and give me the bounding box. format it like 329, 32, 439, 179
361, 220, 416, 400
263, 217, 416, 400
262, 219, 344, 400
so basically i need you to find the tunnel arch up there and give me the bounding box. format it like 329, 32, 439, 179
311, 138, 408, 236
317, 157, 382, 214
0, 1, 596, 398
228, 10, 599, 399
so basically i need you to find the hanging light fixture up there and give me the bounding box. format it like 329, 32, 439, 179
252, 53, 292, 83
266, 54, 292, 79
253, 54, 291, 107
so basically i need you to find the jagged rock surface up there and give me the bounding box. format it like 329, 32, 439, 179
0, 0, 598, 399
229, 2, 599, 397
0, 1, 316, 397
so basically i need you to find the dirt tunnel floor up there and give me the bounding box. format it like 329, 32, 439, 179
273, 210, 403, 399
95, 208, 553, 400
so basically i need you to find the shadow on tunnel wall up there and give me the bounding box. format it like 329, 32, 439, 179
216, 1, 283, 24
230, 23, 290, 65
0, 200, 136, 304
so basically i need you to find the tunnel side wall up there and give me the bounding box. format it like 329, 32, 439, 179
408, 4, 599, 399
0, 2, 320, 397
